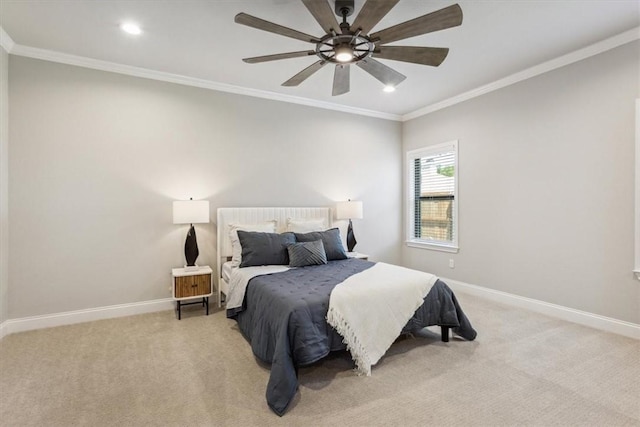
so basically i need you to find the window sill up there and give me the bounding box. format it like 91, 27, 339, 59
634, 270, 640, 281
406, 240, 459, 253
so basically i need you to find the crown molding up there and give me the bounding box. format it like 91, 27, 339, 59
9, 43, 402, 122
0, 26, 15, 53
4, 25, 638, 123
402, 26, 640, 122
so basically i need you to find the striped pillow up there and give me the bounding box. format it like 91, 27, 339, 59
287, 240, 328, 267
294, 228, 347, 260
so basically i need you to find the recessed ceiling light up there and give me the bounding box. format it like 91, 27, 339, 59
120, 22, 142, 35
383, 85, 396, 93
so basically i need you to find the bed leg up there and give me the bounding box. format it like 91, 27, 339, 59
441, 326, 450, 342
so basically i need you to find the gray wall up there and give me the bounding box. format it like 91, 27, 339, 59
8, 56, 402, 318
0, 46, 8, 324
402, 41, 639, 324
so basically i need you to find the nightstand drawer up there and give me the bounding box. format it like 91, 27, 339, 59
175, 274, 211, 298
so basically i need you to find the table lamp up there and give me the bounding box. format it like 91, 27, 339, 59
173, 199, 210, 270
336, 200, 363, 252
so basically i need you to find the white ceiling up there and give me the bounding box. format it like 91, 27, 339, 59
1, 1, 638, 119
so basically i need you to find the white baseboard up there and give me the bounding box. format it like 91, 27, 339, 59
444, 277, 640, 340
0, 319, 7, 339
0, 298, 174, 339
1, 281, 638, 341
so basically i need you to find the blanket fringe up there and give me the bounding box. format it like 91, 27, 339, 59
327, 307, 373, 376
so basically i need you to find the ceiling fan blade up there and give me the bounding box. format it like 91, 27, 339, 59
243, 51, 316, 64
332, 64, 350, 96
375, 46, 449, 66
350, 0, 400, 35
282, 60, 327, 86
235, 12, 320, 44
356, 58, 406, 87
370, 4, 462, 45
301, 0, 342, 34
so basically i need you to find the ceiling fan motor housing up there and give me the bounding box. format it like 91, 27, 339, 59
335, 0, 355, 18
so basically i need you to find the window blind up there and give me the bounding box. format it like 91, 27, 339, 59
407, 141, 458, 250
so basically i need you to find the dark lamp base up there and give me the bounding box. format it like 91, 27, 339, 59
184, 225, 199, 267
346, 219, 357, 252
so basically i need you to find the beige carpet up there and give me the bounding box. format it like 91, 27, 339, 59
1, 294, 638, 427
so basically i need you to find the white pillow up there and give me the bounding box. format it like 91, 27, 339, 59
228, 221, 277, 267
286, 218, 326, 233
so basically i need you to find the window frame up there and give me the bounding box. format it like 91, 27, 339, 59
406, 140, 459, 253
635, 99, 640, 280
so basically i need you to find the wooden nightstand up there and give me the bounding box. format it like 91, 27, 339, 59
171, 266, 213, 320
347, 252, 369, 260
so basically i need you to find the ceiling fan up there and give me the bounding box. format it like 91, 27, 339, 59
234, 0, 463, 96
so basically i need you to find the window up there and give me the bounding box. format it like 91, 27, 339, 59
407, 141, 459, 252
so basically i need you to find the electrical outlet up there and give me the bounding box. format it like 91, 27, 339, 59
449, 259, 455, 268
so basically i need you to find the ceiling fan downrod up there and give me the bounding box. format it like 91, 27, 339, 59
336, 0, 354, 34
316, 0, 374, 65
334, 0, 355, 20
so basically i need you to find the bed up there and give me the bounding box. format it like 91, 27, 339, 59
217, 207, 477, 416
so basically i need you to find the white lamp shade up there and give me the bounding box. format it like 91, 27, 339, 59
173, 200, 210, 224
336, 200, 363, 220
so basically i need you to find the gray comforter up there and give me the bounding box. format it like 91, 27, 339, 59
227, 259, 476, 416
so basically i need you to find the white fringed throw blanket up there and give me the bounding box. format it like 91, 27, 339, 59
326, 262, 438, 376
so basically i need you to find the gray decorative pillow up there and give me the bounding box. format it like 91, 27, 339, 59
237, 231, 295, 267
287, 240, 328, 267
294, 228, 347, 261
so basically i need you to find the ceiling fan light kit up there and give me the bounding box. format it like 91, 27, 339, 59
235, 0, 463, 96
334, 44, 355, 62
